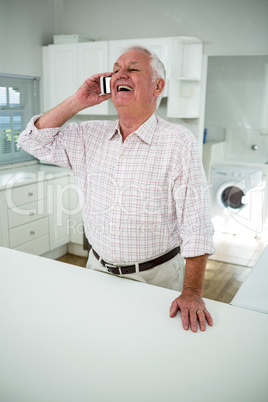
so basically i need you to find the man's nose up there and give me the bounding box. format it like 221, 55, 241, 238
116, 69, 128, 79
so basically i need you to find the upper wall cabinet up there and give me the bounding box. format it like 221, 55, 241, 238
167, 37, 203, 118
42, 36, 203, 118
43, 44, 78, 111
77, 42, 116, 115
43, 41, 116, 115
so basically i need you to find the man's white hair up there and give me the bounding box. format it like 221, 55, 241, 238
122, 45, 166, 108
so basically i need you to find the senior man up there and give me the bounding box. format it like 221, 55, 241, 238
18, 46, 215, 332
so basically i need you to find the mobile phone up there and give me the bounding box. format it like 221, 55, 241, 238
100, 76, 111, 94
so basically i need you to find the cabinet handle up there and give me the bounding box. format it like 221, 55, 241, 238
30, 231, 35, 235
28, 192, 33, 196
29, 211, 35, 216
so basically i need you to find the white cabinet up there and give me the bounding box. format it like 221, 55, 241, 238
43, 36, 204, 118
0, 169, 74, 256
47, 176, 70, 250
6, 181, 46, 208
77, 41, 116, 115
10, 218, 49, 249
167, 37, 203, 118
109, 37, 169, 97
5, 181, 50, 255
43, 41, 116, 115
43, 44, 78, 111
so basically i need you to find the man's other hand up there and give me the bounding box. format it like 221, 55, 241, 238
169, 290, 213, 332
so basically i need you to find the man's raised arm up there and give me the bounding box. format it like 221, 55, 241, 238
35, 72, 112, 129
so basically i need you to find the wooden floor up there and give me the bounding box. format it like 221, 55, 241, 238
203, 259, 250, 303
57, 254, 251, 304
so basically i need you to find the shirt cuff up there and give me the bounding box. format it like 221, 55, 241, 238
27, 115, 61, 137
20, 115, 62, 148
181, 233, 216, 258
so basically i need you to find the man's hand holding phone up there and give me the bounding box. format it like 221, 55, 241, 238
74, 72, 112, 110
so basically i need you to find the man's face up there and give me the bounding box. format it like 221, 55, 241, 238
110, 50, 158, 113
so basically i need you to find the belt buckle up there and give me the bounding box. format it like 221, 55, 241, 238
105, 263, 123, 276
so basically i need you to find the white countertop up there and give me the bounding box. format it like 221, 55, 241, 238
231, 246, 268, 313
203, 141, 268, 169
0, 163, 71, 190
212, 160, 268, 169
0, 247, 268, 402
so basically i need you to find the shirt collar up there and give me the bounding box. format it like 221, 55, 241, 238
107, 114, 157, 145
107, 120, 120, 141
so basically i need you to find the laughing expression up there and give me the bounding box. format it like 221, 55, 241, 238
110, 50, 158, 113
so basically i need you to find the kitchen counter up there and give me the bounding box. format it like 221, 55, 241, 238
0, 163, 70, 190
0, 247, 268, 402
210, 158, 268, 169
231, 246, 268, 313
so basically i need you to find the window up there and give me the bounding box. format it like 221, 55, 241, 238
0, 74, 40, 164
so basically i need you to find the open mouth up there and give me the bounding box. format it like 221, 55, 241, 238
117, 85, 133, 92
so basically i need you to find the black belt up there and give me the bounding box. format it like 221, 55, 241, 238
92, 247, 180, 275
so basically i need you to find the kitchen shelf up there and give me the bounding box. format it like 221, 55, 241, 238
167, 78, 201, 118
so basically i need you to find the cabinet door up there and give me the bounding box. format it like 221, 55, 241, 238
109, 37, 169, 96
167, 80, 201, 118
77, 41, 116, 115
47, 177, 70, 250
15, 235, 50, 256
78, 41, 108, 83
10, 217, 49, 248
47, 44, 78, 109
8, 200, 47, 228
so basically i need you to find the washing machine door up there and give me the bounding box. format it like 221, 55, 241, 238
216, 181, 247, 211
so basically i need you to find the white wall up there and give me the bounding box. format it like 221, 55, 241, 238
205, 55, 268, 142
1, 0, 267, 77
0, 0, 55, 77
53, 0, 268, 56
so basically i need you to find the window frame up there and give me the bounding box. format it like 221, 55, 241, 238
0, 74, 40, 165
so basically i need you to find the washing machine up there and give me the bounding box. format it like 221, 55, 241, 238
210, 164, 265, 235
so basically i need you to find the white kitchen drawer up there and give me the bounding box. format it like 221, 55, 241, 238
15, 235, 50, 256
8, 200, 47, 229
9, 217, 49, 248
6, 182, 46, 208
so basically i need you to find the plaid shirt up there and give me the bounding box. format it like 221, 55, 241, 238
19, 114, 215, 263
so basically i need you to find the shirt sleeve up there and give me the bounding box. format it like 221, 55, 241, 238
172, 134, 215, 258
18, 115, 79, 169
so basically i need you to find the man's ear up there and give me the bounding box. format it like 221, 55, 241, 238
154, 78, 165, 97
